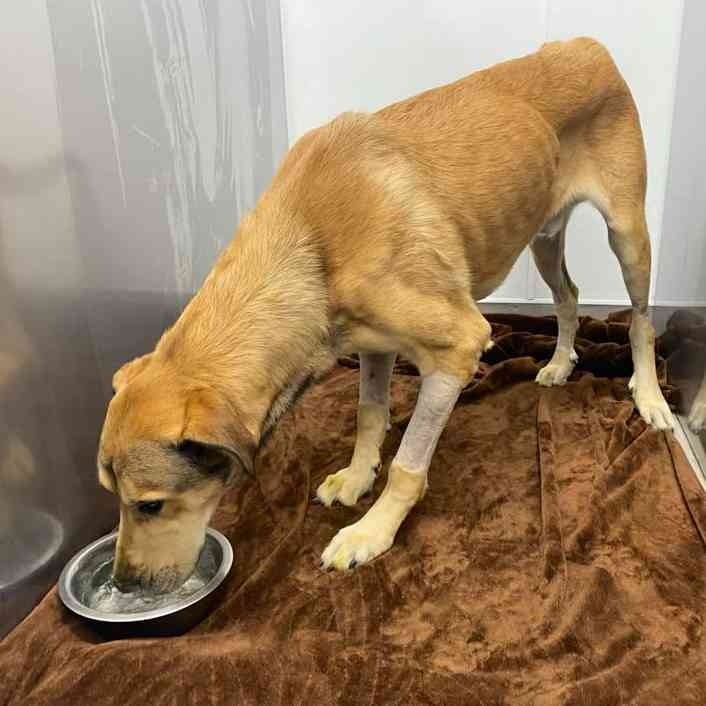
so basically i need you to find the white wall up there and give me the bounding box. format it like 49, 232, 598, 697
280, 0, 685, 305
656, 0, 706, 307
0, 0, 79, 291
46, 0, 287, 295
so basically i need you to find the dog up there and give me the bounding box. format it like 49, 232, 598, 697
98, 37, 675, 589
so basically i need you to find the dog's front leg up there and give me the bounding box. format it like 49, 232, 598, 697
321, 371, 462, 570
316, 353, 395, 506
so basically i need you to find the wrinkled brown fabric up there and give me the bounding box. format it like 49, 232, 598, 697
1, 313, 705, 706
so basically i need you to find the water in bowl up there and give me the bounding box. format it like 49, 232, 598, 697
84, 543, 218, 614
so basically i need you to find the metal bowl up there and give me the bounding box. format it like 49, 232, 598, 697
58, 528, 233, 639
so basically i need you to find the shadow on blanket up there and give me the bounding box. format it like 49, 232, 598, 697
1, 313, 705, 706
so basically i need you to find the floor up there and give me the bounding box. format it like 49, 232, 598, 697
480, 302, 706, 490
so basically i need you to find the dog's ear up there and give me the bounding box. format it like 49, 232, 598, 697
177, 387, 255, 482
112, 353, 153, 393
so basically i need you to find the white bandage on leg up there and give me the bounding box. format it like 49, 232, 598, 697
394, 371, 463, 474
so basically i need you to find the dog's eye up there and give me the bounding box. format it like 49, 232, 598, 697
136, 500, 164, 516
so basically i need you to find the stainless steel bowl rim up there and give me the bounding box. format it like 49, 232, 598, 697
57, 528, 233, 623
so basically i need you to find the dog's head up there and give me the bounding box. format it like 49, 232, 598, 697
98, 353, 254, 593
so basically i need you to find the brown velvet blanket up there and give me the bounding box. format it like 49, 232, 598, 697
1, 313, 705, 706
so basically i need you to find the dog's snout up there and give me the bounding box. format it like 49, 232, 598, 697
112, 556, 189, 594
112, 567, 141, 592
112, 556, 144, 592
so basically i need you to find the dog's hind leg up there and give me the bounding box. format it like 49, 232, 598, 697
316, 352, 395, 506
531, 209, 579, 386
583, 96, 674, 430
607, 210, 675, 430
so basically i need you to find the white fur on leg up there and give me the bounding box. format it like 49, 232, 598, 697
531, 224, 579, 388
630, 376, 675, 430
535, 294, 578, 387
320, 464, 426, 569
317, 403, 386, 506
536, 348, 578, 386
316, 353, 395, 506
321, 371, 462, 570
628, 312, 675, 431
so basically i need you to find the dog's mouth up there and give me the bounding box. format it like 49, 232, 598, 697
86, 559, 212, 613
112, 535, 211, 595
112, 563, 193, 595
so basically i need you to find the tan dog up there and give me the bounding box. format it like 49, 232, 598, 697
98, 37, 674, 587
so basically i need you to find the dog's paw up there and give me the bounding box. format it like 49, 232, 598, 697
535, 350, 577, 387
316, 464, 378, 507
688, 401, 706, 432
631, 380, 675, 431
320, 520, 393, 570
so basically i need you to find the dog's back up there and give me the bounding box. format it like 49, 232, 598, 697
271, 38, 639, 302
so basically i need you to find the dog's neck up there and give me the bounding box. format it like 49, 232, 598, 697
157, 203, 335, 445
